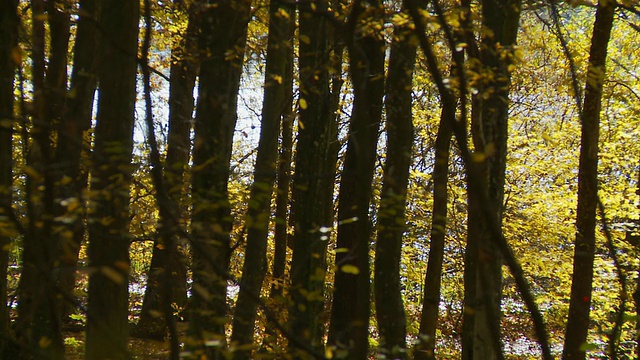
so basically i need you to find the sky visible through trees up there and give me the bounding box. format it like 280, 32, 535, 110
0, 0, 639, 359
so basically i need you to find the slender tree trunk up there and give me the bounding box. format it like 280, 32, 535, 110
462, 1, 521, 359
40, 0, 70, 340
374, 3, 416, 357
85, 0, 139, 358
230, 1, 294, 357
16, 1, 69, 357
135, 0, 199, 339
327, 2, 386, 359
563, 1, 615, 358
260, 8, 296, 353
0, 0, 19, 356
633, 162, 640, 358
635, 254, 640, 358
288, 0, 339, 356
415, 105, 454, 360
16, 1, 48, 349
55, 0, 98, 323
188, 1, 251, 358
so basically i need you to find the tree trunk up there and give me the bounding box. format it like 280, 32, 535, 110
260, 7, 296, 353
374, 3, 416, 357
327, 2, 386, 359
230, 1, 294, 357
633, 162, 640, 359
415, 104, 454, 360
55, 0, 98, 323
0, 0, 19, 356
135, 0, 199, 339
188, 1, 251, 358
288, 0, 339, 356
16, 1, 69, 358
85, 0, 139, 358
462, 1, 521, 359
563, 1, 615, 358
635, 254, 640, 358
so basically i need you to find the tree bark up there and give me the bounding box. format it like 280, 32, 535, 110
374, 3, 417, 357
563, 1, 615, 358
635, 245, 640, 358
230, 1, 294, 358
288, 0, 339, 356
55, 0, 98, 323
188, 1, 251, 358
85, 0, 139, 358
16, 1, 69, 357
327, 1, 386, 359
415, 104, 454, 360
633, 161, 640, 359
462, 1, 521, 359
0, 0, 19, 356
260, 7, 296, 353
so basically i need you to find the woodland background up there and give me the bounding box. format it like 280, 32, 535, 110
0, 0, 639, 359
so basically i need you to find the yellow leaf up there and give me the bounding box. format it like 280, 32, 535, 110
299, 98, 308, 110
192, 284, 212, 301
99, 217, 114, 226
39, 336, 52, 349
470, 152, 486, 163
0, 119, 12, 129
101, 266, 124, 284
60, 175, 73, 185
277, 8, 290, 19
11, 46, 22, 65
341, 264, 360, 275
0, 219, 18, 238
325, 346, 334, 359
24, 166, 42, 181
338, 217, 359, 225
66, 199, 80, 213
299, 35, 311, 45
114, 260, 130, 272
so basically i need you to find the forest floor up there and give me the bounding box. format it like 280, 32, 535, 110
64, 323, 189, 360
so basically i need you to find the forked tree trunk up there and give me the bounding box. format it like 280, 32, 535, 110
563, 1, 616, 358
